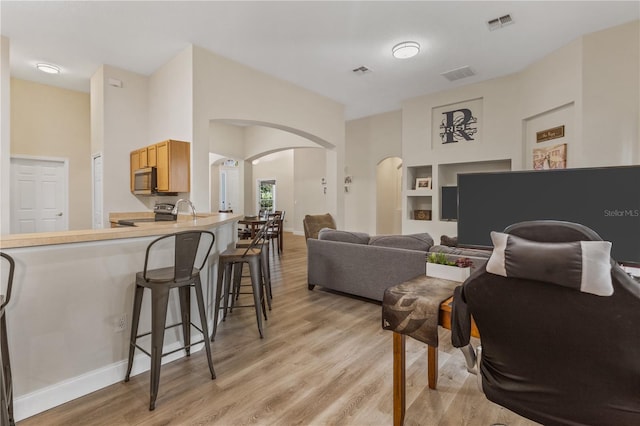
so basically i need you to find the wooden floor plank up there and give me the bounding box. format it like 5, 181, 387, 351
18, 233, 539, 425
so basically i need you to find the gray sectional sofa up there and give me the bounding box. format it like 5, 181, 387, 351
306, 229, 490, 302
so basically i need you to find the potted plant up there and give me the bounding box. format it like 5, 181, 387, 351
426, 253, 472, 282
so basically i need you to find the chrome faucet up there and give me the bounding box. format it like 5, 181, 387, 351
172, 199, 197, 219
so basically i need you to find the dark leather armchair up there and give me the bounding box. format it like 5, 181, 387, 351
451, 220, 640, 425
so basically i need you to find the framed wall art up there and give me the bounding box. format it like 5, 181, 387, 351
415, 177, 432, 189
533, 143, 567, 170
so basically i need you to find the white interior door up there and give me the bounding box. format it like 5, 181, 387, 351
10, 156, 68, 233
220, 167, 240, 211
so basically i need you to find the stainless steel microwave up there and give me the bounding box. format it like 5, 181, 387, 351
133, 167, 157, 195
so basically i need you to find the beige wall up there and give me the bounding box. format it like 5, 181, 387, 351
148, 46, 193, 144
209, 121, 245, 160
191, 45, 346, 225
581, 20, 639, 165
243, 125, 318, 160
10, 78, 92, 230
1, 37, 10, 234
91, 65, 153, 217
293, 147, 328, 233
244, 127, 321, 230
345, 110, 403, 234
252, 150, 294, 230
376, 157, 402, 235
397, 19, 640, 238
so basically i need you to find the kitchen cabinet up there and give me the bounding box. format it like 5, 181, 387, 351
147, 144, 157, 167
139, 147, 148, 168
130, 140, 190, 194
155, 140, 190, 193
130, 150, 140, 192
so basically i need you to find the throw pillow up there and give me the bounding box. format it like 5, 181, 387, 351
486, 231, 613, 296
440, 235, 458, 247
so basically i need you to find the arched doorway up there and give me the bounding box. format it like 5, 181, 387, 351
209, 120, 335, 234
376, 157, 402, 234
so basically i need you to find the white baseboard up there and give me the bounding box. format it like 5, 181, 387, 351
14, 339, 204, 421
292, 230, 304, 236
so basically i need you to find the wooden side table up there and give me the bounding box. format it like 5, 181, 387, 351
383, 276, 479, 426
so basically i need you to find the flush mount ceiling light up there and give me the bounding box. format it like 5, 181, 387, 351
36, 63, 60, 74
392, 41, 420, 59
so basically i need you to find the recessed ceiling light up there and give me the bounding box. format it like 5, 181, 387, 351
36, 63, 60, 74
392, 41, 420, 59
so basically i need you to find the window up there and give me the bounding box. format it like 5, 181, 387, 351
257, 179, 276, 214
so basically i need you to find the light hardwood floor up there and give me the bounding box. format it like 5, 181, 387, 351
19, 233, 538, 425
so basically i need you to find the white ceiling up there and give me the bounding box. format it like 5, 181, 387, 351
2, 1, 639, 120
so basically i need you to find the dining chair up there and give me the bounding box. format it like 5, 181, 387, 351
266, 212, 283, 254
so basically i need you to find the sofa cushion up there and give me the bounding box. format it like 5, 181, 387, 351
486, 231, 613, 296
369, 233, 433, 252
318, 228, 370, 245
430, 245, 491, 258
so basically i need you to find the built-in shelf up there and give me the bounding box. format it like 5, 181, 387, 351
406, 165, 433, 190
438, 159, 512, 187
407, 195, 433, 221
404, 159, 513, 228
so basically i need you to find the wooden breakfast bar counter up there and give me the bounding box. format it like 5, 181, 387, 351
0, 212, 242, 249
0, 212, 241, 422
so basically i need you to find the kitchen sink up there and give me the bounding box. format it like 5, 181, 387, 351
117, 218, 159, 227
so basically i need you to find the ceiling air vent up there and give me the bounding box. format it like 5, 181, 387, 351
352, 65, 371, 75
487, 14, 514, 31
441, 65, 476, 82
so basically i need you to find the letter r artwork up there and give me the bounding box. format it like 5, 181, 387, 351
440, 108, 478, 144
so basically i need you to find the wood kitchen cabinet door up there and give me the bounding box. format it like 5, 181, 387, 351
156, 141, 169, 192
130, 150, 140, 192
147, 144, 157, 167
139, 147, 148, 168
155, 140, 190, 193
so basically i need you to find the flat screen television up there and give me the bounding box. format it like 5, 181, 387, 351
441, 186, 458, 221
457, 166, 640, 265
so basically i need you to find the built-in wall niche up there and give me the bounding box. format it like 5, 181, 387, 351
438, 159, 512, 187
437, 159, 511, 221
407, 195, 432, 221
406, 165, 433, 191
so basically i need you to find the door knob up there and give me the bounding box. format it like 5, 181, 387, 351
56, 212, 63, 216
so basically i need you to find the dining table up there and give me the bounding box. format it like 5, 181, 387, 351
238, 216, 267, 239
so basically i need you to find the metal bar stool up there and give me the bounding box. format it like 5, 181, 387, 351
211, 222, 269, 341
1, 252, 16, 426
124, 230, 216, 411
235, 219, 273, 308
